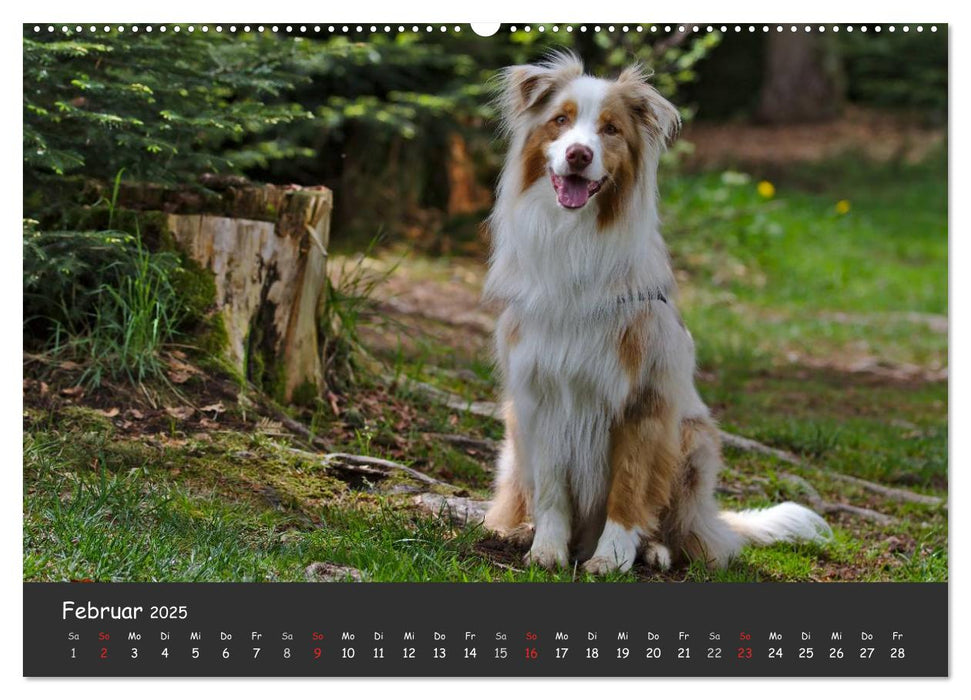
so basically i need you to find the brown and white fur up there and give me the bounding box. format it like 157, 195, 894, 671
482, 53, 831, 574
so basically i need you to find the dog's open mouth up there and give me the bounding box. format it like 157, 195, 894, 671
550, 171, 607, 209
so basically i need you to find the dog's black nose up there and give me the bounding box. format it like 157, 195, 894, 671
566, 144, 593, 172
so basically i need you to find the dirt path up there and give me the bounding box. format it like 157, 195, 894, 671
683, 107, 945, 169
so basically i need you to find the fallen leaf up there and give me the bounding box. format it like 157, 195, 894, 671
199, 403, 226, 414
128, 409, 144, 420
59, 360, 82, 371
60, 386, 84, 398
167, 370, 191, 384
304, 562, 365, 583
98, 407, 120, 418
327, 391, 341, 416
165, 406, 194, 420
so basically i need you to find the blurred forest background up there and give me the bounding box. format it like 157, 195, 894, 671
23, 25, 948, 584
24, 25, 947, 249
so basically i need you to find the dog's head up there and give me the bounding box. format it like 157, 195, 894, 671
498, 53, 680, 224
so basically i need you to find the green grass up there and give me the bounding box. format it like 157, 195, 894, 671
668, 150, 947, 313
664, 149, 947, 372
22, 420, 627, 583
24, 434, 292, 582
703, 369, 947, 488
24, 223, 186, 388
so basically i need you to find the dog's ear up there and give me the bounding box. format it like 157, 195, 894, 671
618, 64, 682, 147
503, 65, 558, 115
497, 52, 584, 124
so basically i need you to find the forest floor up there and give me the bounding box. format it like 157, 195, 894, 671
23, 147, 948, 583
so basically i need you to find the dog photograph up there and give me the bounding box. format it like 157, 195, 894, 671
23, 24, 947, 584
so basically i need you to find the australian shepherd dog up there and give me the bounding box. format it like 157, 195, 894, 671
483, 53, 831, 574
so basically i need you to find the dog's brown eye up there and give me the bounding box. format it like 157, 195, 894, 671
603, 123, 619, 136
554, 115, 568, 126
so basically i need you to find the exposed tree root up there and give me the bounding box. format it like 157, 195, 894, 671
397, 378, 500, 419
780, 473, 898, 526
826, 472, 944, 508
273, 410, 332, 451
425, 432, 499, 455
718, 430, 802, 465
413, 493, 488, 526
284, 447, 451, 488
720, 430, 944, 507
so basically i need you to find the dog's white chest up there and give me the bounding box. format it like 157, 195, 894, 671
505, 310, 632, 415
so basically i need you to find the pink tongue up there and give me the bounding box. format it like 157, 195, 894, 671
557, 175, 591, 209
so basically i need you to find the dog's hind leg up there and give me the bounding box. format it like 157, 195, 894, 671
667, 416, 746, 568
669, 415, 831, 568
484, 440, 531, 537
584, 399, 680, 574
484, 406, 530, 537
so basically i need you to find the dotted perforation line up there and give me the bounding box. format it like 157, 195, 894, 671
29, 24, 466, 35
31, 24, 939, 35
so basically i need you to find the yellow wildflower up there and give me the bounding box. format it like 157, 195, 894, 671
836, 199, 851, 215
757, 180, 775, 199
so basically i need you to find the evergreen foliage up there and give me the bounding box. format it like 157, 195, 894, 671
839, 29, 947, 121
23, 30, 312, 189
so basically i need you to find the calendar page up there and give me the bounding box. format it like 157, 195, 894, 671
21, 20, 948, 679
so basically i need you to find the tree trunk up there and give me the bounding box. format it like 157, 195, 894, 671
117, 180, 333, 404
757, 33, 843, 124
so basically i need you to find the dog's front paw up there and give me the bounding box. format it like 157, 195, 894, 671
582, 554, 632, 575
502, 523, 535, 547
525, 540, 569, 569
644, 541, 672, 571
487, 522, 535, 548
584, 521, 640, 574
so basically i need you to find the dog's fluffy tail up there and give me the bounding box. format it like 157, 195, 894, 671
673, 417, 832, 568
687, 502, 832, 568
720, 502, 832, 547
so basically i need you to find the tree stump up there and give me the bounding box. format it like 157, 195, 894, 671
117, 180, 333, 404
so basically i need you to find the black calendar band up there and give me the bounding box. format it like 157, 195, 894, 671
23, 582, 947, 677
